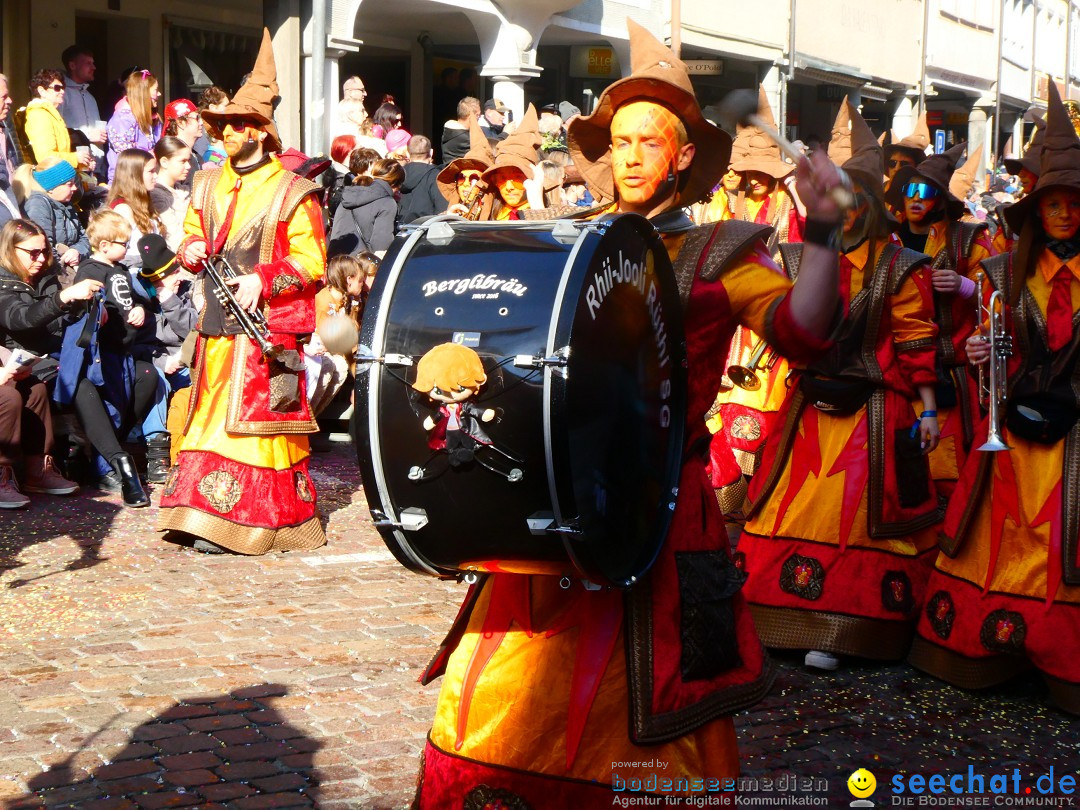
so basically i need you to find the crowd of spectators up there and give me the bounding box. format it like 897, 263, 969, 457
0, 48, 601, 511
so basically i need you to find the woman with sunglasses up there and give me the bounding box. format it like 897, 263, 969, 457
0, 220, 105, 506
741, 101, 941, 671
106, 69, 162, 184
886, 144, 997, 500
909, 84, 1080, 716
24, 69, 94, 173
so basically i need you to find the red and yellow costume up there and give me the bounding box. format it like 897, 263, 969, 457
741, 235, 942, 660
917, 218, 995, 496
417, 227, 830, 807
413, 22, 840, 806
910, 249, 1080, 714
158, 155, 327, 554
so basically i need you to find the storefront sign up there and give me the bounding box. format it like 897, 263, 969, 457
926, 110, 944, 126
570, 46, 619, 79
684, 60, 724, 76
816, 85, 847, 102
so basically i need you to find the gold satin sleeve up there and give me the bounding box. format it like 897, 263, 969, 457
889, 268, 937, 345
723, 245, 794, 337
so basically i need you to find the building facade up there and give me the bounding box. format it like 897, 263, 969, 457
2, 0, 1079, 188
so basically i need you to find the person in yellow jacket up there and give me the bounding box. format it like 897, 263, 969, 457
157, 30, 327, 556
23, 70, 94, 172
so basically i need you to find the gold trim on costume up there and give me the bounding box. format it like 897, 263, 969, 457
160, 507, 326, 555
751, 603, 913, 660
908, 635, 1030, 689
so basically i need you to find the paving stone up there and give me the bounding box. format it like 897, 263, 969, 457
2, 444, 1076, 809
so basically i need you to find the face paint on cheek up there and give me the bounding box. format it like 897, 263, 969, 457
611, 102, 682, 207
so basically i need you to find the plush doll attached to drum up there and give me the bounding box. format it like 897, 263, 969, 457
409, 343, 523, 482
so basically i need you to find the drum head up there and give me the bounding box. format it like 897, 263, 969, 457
546, 214, 686, 586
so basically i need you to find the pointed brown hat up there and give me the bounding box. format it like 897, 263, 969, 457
731, 86, 793, 179
827, 97, 852, 168
437, 115, 496, 202
1002, 114, 1046, 176
842, 100, 887, 200
1004, 82, 1080, 232
885, 111, 930, 165
886, 141, 968, 219
482, 104, 541, 183
949, 144, 983, 200
567, 18, 730, 208
202, 28, 282, 152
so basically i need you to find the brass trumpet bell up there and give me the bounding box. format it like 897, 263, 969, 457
726, 364, 762, 391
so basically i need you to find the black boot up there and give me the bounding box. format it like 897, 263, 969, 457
145, 432, 172, 484
111, 453, 150, 507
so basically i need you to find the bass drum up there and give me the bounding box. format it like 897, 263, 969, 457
353, 214, 686, 587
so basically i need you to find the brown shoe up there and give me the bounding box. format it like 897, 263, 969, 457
0, 466, 30, 509
23, 455, 79, 496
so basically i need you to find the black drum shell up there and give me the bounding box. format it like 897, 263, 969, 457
353, 215, 686, 587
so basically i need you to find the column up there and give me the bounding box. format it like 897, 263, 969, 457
968, 107, 988, 170
271, 0, 302, 153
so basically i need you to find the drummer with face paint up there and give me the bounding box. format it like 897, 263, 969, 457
412, 20, 847, 807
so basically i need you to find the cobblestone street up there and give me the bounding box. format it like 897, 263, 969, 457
0, 443, 1076, 809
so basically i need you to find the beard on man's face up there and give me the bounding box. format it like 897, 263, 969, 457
227, 137, 261, 164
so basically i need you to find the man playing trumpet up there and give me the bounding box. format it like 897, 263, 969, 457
157, 29, 327, 555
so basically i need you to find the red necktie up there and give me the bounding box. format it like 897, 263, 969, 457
1046, 267, 1074, 352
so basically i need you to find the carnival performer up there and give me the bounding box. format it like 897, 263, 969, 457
740, 101, 942, 672
909, 83, 1080, 716
412, 20, 845, 807
157, 29, 327, 556
887, 144, 996, 498
480, 104, 540, 221
436, 116, 495, 220
883, 112, 931, 192
996, 115, 1046, 253
729, 86, 804, 254
703, 87, 806, 515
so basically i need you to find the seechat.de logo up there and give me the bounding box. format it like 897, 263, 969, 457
848, 768, 877, 807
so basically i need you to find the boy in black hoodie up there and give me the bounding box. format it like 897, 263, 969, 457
75, 209, 146, 348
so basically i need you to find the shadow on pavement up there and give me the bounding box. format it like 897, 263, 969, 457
16, 684, 321, 809
0, 494, 122, 589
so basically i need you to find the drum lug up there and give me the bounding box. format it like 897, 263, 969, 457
373, 506, 429, 532
355, 344, 414, 369
514, 347, 570, 374
526, 512, 556, 535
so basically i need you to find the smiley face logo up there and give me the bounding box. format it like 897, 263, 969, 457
848, 768, 877, 798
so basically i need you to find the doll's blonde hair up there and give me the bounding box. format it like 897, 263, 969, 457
412, 343, 487, 393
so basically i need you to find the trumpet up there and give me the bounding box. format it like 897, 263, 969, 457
975, 271, 1011, 452
460, 179, 489, 221
727, 338, 778, 391
202, 255, 284, 360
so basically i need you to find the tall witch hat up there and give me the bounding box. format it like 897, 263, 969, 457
949, 144, 984, 200
731, 85, 793, 179
842, 100, 888, 202
202, 29, 282, 152
827, 97, 852, 168
886, 141, 969, 220
1004, 81, 1080, 233
437, 115, 496, 203
1003, 114, 1047, 177
885, 111, 931, 165
482, 104, 542, 183
567, 18, 730, 207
